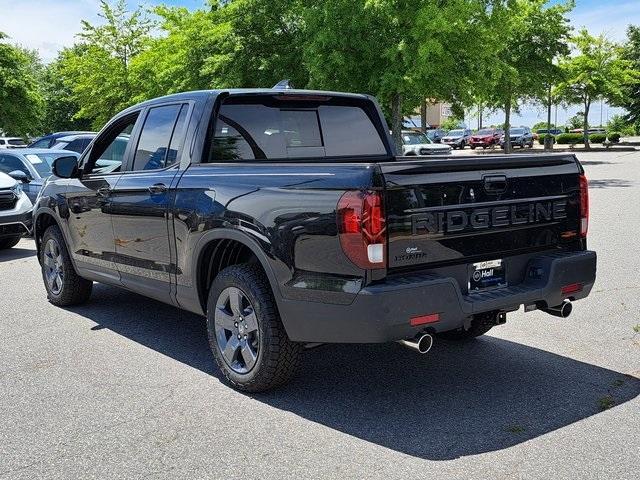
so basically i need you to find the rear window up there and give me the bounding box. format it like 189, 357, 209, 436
208, 96, 387, 161
8, 138, 26, 146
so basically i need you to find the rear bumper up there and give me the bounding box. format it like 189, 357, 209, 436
279, 250, 596, 343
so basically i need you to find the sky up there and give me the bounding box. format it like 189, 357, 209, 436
0, 0, 637, 127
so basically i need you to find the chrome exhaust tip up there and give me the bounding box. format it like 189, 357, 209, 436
397, 333, 433, 354
543, 300, 573, 318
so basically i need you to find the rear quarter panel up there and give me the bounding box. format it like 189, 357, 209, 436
173, 162, 380, 312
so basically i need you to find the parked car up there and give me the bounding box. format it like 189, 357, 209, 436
28, 131, 94, 149
0, 137, 27, 149
500, 127, 534, 149
0, 149, 80, 203
50, 134, 97, 154
469, 128, 503, 149
34, 87, 596, 392
401, 130, 452, 156
425, 128, 446, 143
0, 171, 33, 249
535, 128, 563, 136
441, 128, 472, 149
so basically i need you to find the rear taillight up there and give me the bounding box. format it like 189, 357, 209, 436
337, 190, 386, 269
579, 174, 589, 237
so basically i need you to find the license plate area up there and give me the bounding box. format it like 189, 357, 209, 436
469, 259, 506, 292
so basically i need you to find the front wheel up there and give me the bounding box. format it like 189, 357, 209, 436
0, 236, 21, 249
41, 225, 93, 306
206, 264, 302, 392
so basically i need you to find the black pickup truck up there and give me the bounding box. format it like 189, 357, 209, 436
33, 87, 596, 391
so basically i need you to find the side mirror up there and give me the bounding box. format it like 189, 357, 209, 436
52, 155, 79, 179
8, 170, 30, 183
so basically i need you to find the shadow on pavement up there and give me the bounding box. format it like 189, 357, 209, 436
0, 246, 36, 261
580, 160, 618, 166
588, 179, 634, 189
71, 284, 640, 461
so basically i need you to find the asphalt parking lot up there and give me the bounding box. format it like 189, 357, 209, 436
1, 150, 639, 480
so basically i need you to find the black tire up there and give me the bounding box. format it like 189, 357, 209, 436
41, 225, 93, 306
206, 264, 302, 392
437, 321, 494, 341
470, 145, 476, 150
0, 236, 21, 249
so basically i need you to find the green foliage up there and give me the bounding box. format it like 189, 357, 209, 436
483, 0, 573, 153
608, 132, 621, 143
619, 26, 640, 127
588, 133, 607, 144
441, 117, 463, 131
607, 114, 636, 136
61, 0, 153, 129
555, 29, 639, 148
555, 133, 584, 144
532, 121, 556, 132
303, 0, 500, 151
41, 46, 92, 133
537, 133, 556, 144
0, 33, 43, 136
567, 113, 586, 130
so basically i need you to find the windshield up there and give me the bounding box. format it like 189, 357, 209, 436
25, 152, 75, 178
476, 129, 494, 135
402, 132, 431, 145
510, 128, 525, 135
447, 129, 464, 136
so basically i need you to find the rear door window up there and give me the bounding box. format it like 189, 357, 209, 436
209, 98, 387, 161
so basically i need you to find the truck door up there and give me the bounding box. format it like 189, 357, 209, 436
109, 103, 190, 303
64, 112, 140, 284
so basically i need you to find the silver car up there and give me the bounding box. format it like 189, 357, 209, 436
0, 149, 80, 203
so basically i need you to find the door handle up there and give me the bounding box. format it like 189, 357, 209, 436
97, 186, 111, 197
148, 183, 167, 194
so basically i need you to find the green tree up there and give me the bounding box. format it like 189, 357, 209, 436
131, 2, 232, 99
485, 0, 572, 153
607, 114, 636, 136
567, 112, 585, 130
304, 0, 497, 153
441, 116, 463, 131
555, 29, 638, 148
41, 46, 92, 133
61, 0, 152, 129
619, 25, 640, 131
0, 33, 43, 136
532, 121, 556, 131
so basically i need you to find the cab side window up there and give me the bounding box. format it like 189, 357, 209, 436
131, 104, 188, 171
86, 113, 139, 175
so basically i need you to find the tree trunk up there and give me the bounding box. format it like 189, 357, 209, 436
478, 103, 483, 130
545, 84, 553, 151
391, 92, 403, 155
503, 96, 512, 154
583, 99, 591, 149
420, 100, 427, 133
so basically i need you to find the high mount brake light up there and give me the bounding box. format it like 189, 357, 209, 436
579, 174, 589, 237
337, 190, 386, 269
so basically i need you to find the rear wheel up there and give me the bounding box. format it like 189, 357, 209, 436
0, 236, 21, 249
206, 264, 302, 392
41, 225, 93, 306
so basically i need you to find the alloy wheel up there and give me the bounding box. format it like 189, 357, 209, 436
43, 238, 64, 295
214, 286, 260, 374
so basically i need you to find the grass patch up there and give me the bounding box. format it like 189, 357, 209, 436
598, 395, 615, 411
505, 425, 525, 433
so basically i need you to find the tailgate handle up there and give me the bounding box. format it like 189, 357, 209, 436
483, 175, 507, 194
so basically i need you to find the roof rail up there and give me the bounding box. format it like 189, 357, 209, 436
272, 79, 294, 90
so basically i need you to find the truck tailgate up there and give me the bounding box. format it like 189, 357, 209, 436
380, 155, 584, 270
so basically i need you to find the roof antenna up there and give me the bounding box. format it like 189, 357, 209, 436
272, 79, 294, 90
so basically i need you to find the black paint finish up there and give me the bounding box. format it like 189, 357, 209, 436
33, 89, 596, 344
